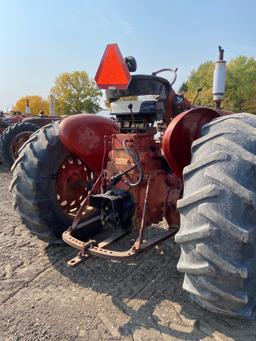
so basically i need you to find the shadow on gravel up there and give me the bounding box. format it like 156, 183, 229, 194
2, 161, 255, 339
0, 164, 8, 173
45, 226, 256, 341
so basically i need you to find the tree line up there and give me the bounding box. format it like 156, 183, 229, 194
180, 56, 256, 113
14, 55, 256, 116
14, 71, 102, 116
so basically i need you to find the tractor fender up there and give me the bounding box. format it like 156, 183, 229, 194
59, 114, 119, 172
162, 107, 220, 177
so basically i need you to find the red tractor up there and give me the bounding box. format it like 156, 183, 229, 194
0, 111, 23, 164
0, 113, 61, 168
0, 111, 23, 134
10, 45, 256, 320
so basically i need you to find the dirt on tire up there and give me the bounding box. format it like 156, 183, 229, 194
1, 164, 256, 340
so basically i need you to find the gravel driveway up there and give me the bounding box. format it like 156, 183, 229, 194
1, 164, 256, 341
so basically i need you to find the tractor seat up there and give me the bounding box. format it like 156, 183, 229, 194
106, 74, 172, 101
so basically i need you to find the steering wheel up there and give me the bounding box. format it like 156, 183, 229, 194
152, 68, 178, 86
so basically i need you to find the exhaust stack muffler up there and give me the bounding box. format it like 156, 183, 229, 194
212, 46, 226, 108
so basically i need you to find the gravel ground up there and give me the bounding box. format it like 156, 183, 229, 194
1, 164, 256, 341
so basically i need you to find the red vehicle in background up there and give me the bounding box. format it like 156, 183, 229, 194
0, 109, 61, 168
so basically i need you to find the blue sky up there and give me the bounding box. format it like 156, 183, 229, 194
0, 0, 256, 111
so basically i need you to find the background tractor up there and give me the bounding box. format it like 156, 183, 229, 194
0, 110, 61, 168
0, 111, 23, 164
10, 44, 256, 320
0, 111, 23, 134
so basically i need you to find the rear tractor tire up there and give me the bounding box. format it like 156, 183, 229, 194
0, 122, 38, 168
175, 113, 256, 319
10, 121, 99, 241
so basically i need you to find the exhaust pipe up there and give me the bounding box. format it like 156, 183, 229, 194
212, 46, 226, 108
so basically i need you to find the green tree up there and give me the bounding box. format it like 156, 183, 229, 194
183, 56, 256, 113
51, 71, 102, 115
181, 61, 215, 107
225, 56, 256, 112
179, 81, 188, 93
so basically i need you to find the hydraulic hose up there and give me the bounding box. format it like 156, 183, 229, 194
122, 140, 144, 187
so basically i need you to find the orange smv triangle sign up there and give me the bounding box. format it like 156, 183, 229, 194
95, 44, 131, 90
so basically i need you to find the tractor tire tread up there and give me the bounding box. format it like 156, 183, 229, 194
0, 121, 39, 168
11, 122, 70, 240
175, 113, 256, 319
